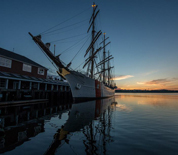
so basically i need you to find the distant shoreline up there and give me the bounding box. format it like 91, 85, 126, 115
115, 90, 178, 93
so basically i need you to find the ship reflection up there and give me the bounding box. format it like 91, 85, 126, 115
44, 97, 117, 155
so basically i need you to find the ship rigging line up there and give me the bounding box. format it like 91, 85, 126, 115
74, 61, 85, 70
49, 33, 87, 43
42, 22, 88, 37
59, 35, 89, 55
70, 34, 91, 63
39, 7, 90, 35
36, 44, 59, 71
74, 55, 99, 77
42, 19, 89, 35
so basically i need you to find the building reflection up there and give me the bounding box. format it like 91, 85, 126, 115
0, 102, 72, 153
44, 97, 117, 155
0, 121, 44, 153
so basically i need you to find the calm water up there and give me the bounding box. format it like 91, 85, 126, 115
1, 93, 178, 155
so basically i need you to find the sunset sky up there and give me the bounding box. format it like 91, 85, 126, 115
1, 0, 178, 90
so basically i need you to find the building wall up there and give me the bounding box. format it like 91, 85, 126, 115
0, 57, 47, 78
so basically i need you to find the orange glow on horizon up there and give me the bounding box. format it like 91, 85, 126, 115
115, 79, 178, 91
115, 94, 178, 108
116, 84, 178, 90
116, 87, 178, 90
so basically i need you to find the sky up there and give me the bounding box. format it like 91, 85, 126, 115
1, 0, 178, 90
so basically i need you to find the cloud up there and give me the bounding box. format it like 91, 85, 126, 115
143, 70, 158, 76
137, 82, 144, 85
113, 75, 134, 80
169, 87, 178, 90
137, 78, 178, 86
172, 78, 178, 81
145, 79, 170, 85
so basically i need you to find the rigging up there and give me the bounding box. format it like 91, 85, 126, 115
39, 7, 90, 35
42, 19, 89, 35
49, 33, 87, 43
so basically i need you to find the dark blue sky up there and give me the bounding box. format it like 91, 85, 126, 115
1, 0, 178, 89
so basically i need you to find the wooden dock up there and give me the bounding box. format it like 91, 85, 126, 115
0, 99, 48, 107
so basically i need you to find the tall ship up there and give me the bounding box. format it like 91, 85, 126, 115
29, 3, 116, 101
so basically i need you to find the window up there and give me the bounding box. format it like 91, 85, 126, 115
22, 64, 31, 72
0, 57, 12, 68
38, 68, 45, 75
0, 79, 6, 88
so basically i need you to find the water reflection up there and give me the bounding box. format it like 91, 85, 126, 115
115, 93, 178, 108
2, 94, 177, 155
113, 93, 178, 155
0, 121, 44, 153
116, 104, 132, 112
44, 97, 116, 155
0, 103, 72, 154
0, 97, 116, 155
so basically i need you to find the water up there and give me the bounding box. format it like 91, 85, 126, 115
0, 93, 178, 155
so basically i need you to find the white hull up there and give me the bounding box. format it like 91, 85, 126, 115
65, 71, 115, 101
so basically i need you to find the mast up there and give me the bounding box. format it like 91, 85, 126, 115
28, 33, 64, 69
28, 32, 70, 80
54, 44, 56, 56
84, 2, 101, 79
91, 3, 95, 78
99, 33, 110, 83
103, 33, 106, 83
108, 50, 110, 86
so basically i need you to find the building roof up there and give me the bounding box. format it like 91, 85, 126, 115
0, 71, 69, 86
0, 47, 47, 69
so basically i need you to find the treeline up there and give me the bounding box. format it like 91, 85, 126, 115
115, 89, 178, 93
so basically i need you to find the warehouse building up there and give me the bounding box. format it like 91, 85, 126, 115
0, 47, 70, 101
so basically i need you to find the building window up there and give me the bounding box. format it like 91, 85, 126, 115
32, 82, 38, 90
0, 79, 6, 88
21, 81, 30, 89
0, 57, 12, 68
38, 68, 44, 75
22, 64, 31, 72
